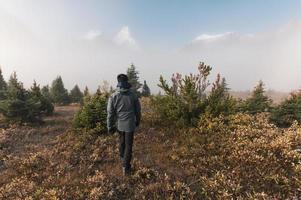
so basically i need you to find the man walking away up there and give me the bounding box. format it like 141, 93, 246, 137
107, 74, 141, 175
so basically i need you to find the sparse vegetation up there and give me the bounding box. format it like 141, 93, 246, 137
0, 63, 300, 199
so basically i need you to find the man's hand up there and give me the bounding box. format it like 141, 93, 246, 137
108, 127, 117, 134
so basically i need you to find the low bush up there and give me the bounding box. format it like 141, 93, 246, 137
154, 62, 211, 127
73, 93, 108, 134
169, 113, 301, 199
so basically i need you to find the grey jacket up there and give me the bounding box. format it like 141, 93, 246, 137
107, 88, 141, 132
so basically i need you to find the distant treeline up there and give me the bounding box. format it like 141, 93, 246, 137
0, 63, 151, 124
0, 62, 300, 127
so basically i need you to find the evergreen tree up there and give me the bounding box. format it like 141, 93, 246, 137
50, 76, 70, 105
69, 84, 83, 103
0, 72, 41, 122
270, 91, 301, 127
127, 63, 142, 96
41, 85, 52, 101
6, 72, 26, 100
141, 80, 151, 97
242, 81, 272, 114
96, 86, 102, 95
30, 81, 54, 115
84, 86, 90, 96
0, 68, 7, 100
205, 74, 236, 117
73, 92, 107, 133
30, 81, 43, 100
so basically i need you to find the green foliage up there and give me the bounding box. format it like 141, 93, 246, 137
270, 91, 301, 127
50, 76, 70, 105
30, 81, 54, 115
0, 67, 7, 100
242, 80, 272, 114
205, 74, 236, 117
141, 80, 151, 97
155, 62, 212, 127
69, 84, 83, 103
73, 93, 107, 134
41, 85, 52, 101
0, 72, 42, 123
83, 86, 89, 96
127, 63, 142, 96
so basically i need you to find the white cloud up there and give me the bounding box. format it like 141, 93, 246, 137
193, 32, 234, 42
113, 26, 138, 48
83, 30, 102, 40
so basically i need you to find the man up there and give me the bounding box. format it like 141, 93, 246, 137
107, 74, 141, 175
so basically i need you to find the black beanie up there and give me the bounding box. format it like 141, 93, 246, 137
117, 74, 128, 82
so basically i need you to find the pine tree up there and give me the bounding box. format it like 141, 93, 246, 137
69, 84, 83, 103
243, 80, 272, 114
84, 86, 90, 96
0, 72, 41, 122
127, 63, 142, 96
50, 76, 70, 105
73, 92, 107, 133
205, 74, 236, 117
270, 90, 301, 127
41, 85, 52, 101
31, 80, 41, 96
141, 80, 151, 97
0, 67, 7, 100
6, 72, 26, 100
30, 81, 54, 115
96, 87, 102, 95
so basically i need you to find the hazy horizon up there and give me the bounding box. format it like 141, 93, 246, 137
1, 0, 301, 93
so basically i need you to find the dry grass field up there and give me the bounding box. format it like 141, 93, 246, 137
0, 104, 300, 199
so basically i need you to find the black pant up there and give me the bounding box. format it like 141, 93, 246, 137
118, 131, 134, 169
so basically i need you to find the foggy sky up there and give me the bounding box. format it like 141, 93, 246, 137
0, 1, 300, 93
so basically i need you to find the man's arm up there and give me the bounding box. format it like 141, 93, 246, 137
135, 97, 141, 127
107, 96, 116, 133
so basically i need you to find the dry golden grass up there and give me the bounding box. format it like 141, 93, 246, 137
0, 104, 301, 199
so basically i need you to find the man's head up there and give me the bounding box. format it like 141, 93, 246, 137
117, 74, 128, 83
117, 74, 131, 89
